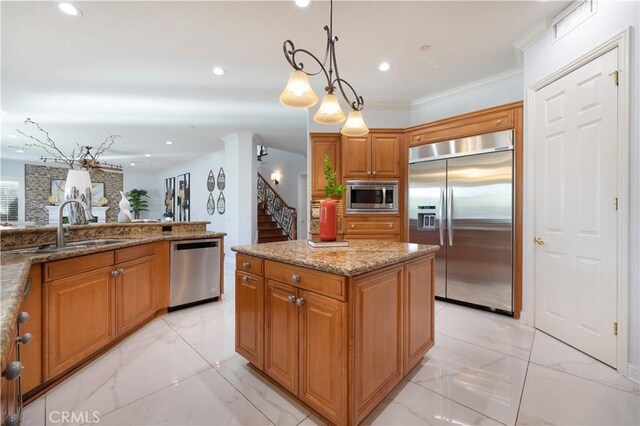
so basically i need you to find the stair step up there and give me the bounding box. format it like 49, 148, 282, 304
258, 235, 290, 243
258, 221, 279, 229
258, 216, 274, 223
259, 228, 286, 237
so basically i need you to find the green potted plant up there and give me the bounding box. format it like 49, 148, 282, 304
128, 189, 150, 220
320, 155, 345, 241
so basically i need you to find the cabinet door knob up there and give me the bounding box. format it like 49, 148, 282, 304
242, 275, 250, 282
111, 270, 119, 277
496, 119, 502, 125
416, 136, 421, 141
287, 295, 296, 304
118, 268, 124, 274
389, 223, 393, 228
242, 261, 250, 268
372, 171, 376, 175
351, 224, 355, 228
368, 171, 372, 175
17, 311, 29, 325
17, 332, 32, 345
296, 297, 305, 306
2, 361, 23, 381
291, 274, 301, 282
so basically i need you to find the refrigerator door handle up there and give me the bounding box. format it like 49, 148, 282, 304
439, 187, 444, 246
447, 187, 453, 246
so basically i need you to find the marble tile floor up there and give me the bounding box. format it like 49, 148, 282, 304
23, 271, 639, 426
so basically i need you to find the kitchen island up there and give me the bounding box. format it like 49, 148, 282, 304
231, 240, 439, 425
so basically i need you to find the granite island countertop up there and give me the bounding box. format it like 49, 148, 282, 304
0, 230, 225, 363
231, 240, 439, 276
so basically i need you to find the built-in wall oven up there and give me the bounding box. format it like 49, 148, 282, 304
346, 180, 398, 214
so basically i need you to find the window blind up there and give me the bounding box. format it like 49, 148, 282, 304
0, 180, 19, 222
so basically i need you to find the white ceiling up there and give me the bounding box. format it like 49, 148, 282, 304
0, 0, 566, 172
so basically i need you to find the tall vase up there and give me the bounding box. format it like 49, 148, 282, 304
319, 198, 337, 242
118, 191, 133, 223
64, 169, 93, 224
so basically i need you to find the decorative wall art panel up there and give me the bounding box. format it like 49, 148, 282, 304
177, 173, 191, 221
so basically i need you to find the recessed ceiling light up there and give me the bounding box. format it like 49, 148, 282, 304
16, 150, 24, 153
420, 45, 430, 52
130, 162, 136, 166
165, 140, 173, 145
145, 154, 151, 158
294, 0, 312, 8
212, 67, 226, 76
58, 2, 82, 16
7, 134, 17, 138
378, 62, 392, 72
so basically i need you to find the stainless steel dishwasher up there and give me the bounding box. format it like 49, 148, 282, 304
169, 238, 221, 311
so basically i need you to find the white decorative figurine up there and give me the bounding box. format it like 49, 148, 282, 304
118, 191, 133, 223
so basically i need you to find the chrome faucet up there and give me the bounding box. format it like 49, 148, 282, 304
57, 199, 89, 248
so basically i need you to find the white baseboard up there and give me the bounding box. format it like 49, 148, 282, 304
627, 363, 640, 383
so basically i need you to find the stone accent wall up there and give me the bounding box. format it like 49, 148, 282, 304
25, 164, 123, 225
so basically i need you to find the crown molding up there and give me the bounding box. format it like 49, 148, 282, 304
411, 68, 523, 109
513, 19, 549, 53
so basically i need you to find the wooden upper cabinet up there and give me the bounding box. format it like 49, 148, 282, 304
342, 132, 400, 179
371, 134, 400, 178
341, 135, 371, 179
116, 255, 156, 336
311, 133, 341, 198
44, 266, 116, 380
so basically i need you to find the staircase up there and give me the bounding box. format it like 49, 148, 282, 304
258, 203, 289, 243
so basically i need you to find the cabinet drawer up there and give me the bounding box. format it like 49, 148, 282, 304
344, 217, 400, 235
115, 243, 154, 264
44, 251, 114, 282
237, 254, 264, 276
265, 261, 347, 301
408, 110, 513, 146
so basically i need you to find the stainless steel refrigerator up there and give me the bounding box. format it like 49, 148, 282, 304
408, 130, 514, 314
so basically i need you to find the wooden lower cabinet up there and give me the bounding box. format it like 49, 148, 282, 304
235, 254, 435, 425
404, 256, 435, 372
352, 265, 403, 424
116, 255, 156, 336
235, 271, 264, 369
44, 266, 116, 380
299, 290, 347, 425
264, 280, 298, 394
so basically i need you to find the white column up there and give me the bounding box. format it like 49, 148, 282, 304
223, 132, 257, 261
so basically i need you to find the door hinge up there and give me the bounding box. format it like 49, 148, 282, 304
610, 70, 619, 86
614, 322, 618, 336
614, 197, 619, 211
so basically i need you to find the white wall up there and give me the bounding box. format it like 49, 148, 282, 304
523, 0, 640, 370
410, 70, 524, 125
122, 170, 163, 220
154, 150, 226, 234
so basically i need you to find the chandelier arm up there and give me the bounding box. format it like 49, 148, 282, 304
283, 41, 332, 82
333, 77, 364, 111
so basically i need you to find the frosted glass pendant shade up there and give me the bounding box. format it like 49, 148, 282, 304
340, 111, 369, 136
279, 71, 318, 108
313, 94, 346, 124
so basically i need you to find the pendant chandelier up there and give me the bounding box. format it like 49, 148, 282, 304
279, 0, 369, 136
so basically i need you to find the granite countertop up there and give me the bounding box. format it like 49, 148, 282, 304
0, 221, 211, 234
0, 231, 225, 363
231, 240, 439, 276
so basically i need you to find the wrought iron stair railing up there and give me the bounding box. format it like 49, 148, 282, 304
257, 173, 297, 240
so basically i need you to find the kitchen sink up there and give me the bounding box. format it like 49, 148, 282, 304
3, 239, 133, 254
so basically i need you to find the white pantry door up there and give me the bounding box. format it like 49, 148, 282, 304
534, 48, 619, 367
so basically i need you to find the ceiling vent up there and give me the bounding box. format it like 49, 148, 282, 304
552, 0, 597, 42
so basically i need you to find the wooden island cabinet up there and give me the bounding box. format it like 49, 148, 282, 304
233, 240, 437, 425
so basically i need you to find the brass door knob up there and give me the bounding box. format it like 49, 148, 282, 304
534, 237, 545, 245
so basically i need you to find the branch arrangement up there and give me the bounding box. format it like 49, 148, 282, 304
17, 118, 120, 170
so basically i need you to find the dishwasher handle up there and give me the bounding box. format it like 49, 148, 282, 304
174, 241, 218, 251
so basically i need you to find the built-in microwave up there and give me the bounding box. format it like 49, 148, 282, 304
346, 180, 399, 214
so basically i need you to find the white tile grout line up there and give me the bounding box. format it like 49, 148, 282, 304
160, 312, 277, 425
514, 329, 537, 425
